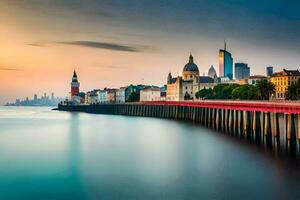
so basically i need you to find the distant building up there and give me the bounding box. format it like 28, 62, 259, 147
98, 90, 108, 104
140, 86, 161, 101
234, 63, 250, 80
208, 65, 217, 79
199, 76, 216, 90
166, 54, 200, 101
247, 75, 267, 85
86, 90, 98, 104
107, 89, 116, 103
125, 85, 138, 102
71, 70, 80, 97
270, 69, 300, 100
266, 66, 274, 77
34, 94, 38, 101
77, 92, 86, 104
218, 76, 232, 83
219, 42, 233, 80
116, 87, 126, 104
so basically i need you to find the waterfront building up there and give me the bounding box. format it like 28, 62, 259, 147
140, 86, 161, 101
125, 85, 138, 102
208, 65, 217, 79
125, 84, 147, 102
166, 54, 200, 101
98, 90, 108, 104
166, 54, 219, 101
270, 69, 300, 99
219, 42, 233, 80
107, 89, 116, 103
71, 70, 80, 97
266, 66, 274, 77
77, 92, 86, 104
247, 75, 267, 85
86, 90, 99, 104
116, 87, 126, 104
234, 63, 250, 80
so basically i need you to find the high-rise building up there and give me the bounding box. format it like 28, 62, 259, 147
219, 42, 233, 80
266, 66, 273, 76
71, 70, 80, 97
34, 94, 38, 101
51, 93, 54, 101
234, 63, 250, 80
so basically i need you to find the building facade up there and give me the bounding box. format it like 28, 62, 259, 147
234, 63, 250, 80
270, 69, 300, 100
247, 75, 267, 85
219, 42, 233, 80
85, 90, 99, 104
140, 87, 161, 101
166, 54, 201, 101
98, 90, 108, 104
116, 87, 126, 104
107, 89, 116, 103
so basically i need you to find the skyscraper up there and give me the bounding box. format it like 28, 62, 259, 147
219, 41, 233, 80
234, 63, 250, 80
266, 66, 273, 77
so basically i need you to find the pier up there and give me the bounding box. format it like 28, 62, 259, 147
58, 101, 300, 156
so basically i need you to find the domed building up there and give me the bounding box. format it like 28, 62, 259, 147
182, 54, 199, 80
167, 54, 217, 101
167, 54, 201, 101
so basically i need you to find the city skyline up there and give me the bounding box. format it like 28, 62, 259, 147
1, 0, 300, 104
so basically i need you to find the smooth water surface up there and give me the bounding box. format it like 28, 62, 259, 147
0, 106, 300, 199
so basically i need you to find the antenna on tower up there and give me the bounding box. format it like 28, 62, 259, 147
224, 40, 227, 51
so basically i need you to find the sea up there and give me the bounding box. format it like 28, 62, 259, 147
0, 106, 300, 199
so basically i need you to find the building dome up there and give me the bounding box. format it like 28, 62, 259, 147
208, 65, 217, 78
183, 54, 199, 73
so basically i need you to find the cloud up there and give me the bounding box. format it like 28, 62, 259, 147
29, 40, 155, 52
27, 43, 46, 47
56, 41, 141, 52
0, 67, 22, 71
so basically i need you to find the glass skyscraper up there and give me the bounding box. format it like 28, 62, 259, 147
235, 63, 250, 80
219, 42, 233, 80
266, 66, 273, 76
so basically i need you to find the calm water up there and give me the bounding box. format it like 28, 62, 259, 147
0, 106, 300, 200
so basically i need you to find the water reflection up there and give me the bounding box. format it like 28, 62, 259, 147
0, 107, 300, 199
68, 113, 85, 198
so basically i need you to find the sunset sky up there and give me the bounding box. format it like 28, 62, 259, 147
0, 0, 300, 104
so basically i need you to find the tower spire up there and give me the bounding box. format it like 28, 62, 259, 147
189, 53, 194, 63
73, 69, 77, 77
224, 40, 227, 51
